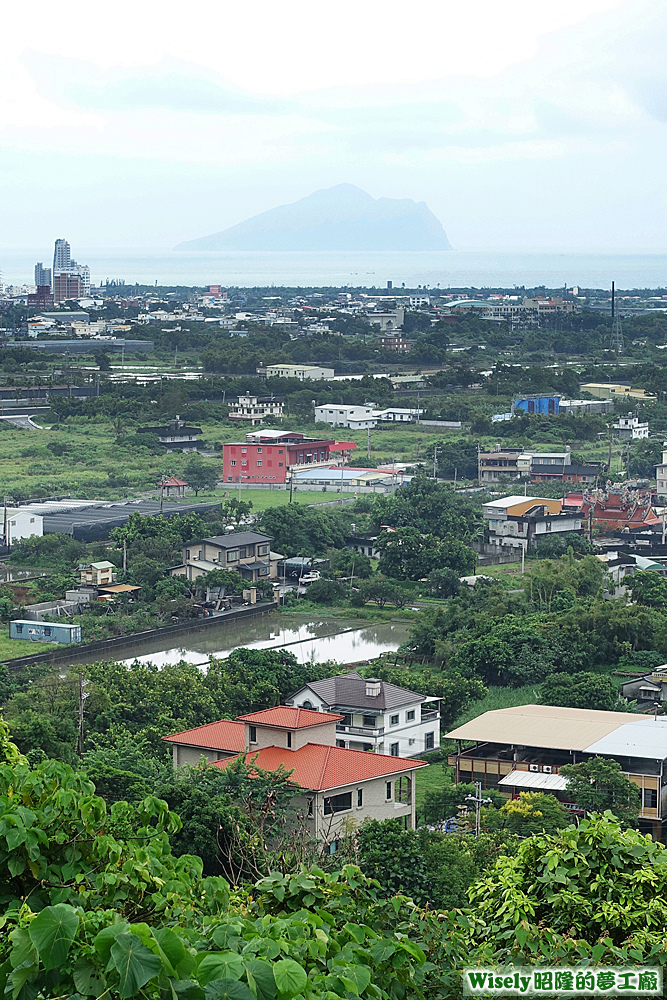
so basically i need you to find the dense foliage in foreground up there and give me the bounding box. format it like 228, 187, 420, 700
1, 719, 667, 1000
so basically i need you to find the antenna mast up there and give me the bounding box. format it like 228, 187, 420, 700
610, 280, 624, 353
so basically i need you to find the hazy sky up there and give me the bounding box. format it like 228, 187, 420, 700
1, 0, 666, 250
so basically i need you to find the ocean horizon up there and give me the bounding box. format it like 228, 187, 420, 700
2, 247, 667, 290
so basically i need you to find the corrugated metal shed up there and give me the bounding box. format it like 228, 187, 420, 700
498, 771, 568, 791
446, 705, 652, 753
585, 717, 667, 759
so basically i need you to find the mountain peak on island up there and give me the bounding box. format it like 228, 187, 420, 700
175, 185, 452, 251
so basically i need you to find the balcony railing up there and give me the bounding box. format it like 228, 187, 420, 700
336, 724, 384, 738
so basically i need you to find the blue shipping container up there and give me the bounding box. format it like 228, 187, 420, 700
10, 620, 82, 644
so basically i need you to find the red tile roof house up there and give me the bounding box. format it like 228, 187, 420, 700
164, 706, 427, 848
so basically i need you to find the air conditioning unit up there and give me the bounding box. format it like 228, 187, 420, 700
529, 764, 539, 772
542, 765, 553, 774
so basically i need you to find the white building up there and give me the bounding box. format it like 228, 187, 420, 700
228, 394, 284, 426
2, 508, 43, 546
613, 414, 650, 441
366, 307, 405, 332
314, 404, 376, 429
286, 672, 440, 757
656, 445, 667, 497
373, 407, 424, 423
482, 495, 582, 552
264, 364, 335, 381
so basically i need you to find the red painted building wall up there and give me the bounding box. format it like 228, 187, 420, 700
223, 439, 334, 484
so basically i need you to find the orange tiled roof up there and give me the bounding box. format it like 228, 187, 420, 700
162, 719, 245, 752
211, 742, 427, 791
237, 706, 343, 729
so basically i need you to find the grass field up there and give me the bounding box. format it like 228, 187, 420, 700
166, 488, 357, 511
0, 632, 58, 661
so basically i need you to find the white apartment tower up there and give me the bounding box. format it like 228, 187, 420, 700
53, 239, 71, 272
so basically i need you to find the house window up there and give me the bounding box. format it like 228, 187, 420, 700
287, 732, 292, 748
357, 788, 363, 807
279, 462, 284, 467
15, 624, 22, 633
328, 841, 338, 854
44, 628, 52, 636
257, 544, 269, 555
341, 713, 352, 727
257, 448, 262, 453
406, 710, 415, 721
390, 714, 399, 726
425, 732, 435, 750
256, 461, 262, 467
249, 726, 257, 743
324, 792, 352, 815
386, 781, 392, 800
408, 738, 416, 746
644, 788, 658, 809
278, 449, 284, 454
390, 742, 399, 756
307, 798, 314, 816
227, 551, 239, 562
362, 715, 376, 728
302, 700, 313, 709
231, 460, 236, 466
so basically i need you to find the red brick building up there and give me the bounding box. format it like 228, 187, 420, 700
223, 431, 354, 485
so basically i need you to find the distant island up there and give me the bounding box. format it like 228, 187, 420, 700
175, 183, 452, 251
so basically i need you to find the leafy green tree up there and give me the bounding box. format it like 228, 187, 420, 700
182, 455, 219, 495
428, 566, 461, 597
355, 576, 406, 608
540, 671, 619, 710
627, 570, 667, 608
327, 546, 372, 579
304, 578, 345, 604
221, 496, 254, 525
483, 791, 569, 836
194, 566, 245, 596
258, 503, 347, 555
559, 758, 641, 827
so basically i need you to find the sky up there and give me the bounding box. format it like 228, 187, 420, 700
1, 0, 666, 251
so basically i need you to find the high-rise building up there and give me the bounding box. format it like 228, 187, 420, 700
53, 272, 82, 304
53, 239, 71, 273
34, 262, 52, 288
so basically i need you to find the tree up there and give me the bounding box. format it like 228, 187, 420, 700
483, 791, 569, 836
258, 503, 347, 555
327, 546, 372, 579
628, 570, 667, 608
540, 671, 619, 711
182, 455, 219, 495
428, 566, 461, 598
305, 578, 345, 604
221, 496, 254, 526
559, 757, 641, 827
355, 576, 406, 608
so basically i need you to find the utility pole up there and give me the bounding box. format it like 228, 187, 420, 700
77, 672, 85, 755
433, 444, 438, 480
159, 477, 164, 517
465, 781, 492, 839
367, 426, 371, 461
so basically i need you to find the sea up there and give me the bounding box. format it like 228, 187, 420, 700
2, 247, 667, 290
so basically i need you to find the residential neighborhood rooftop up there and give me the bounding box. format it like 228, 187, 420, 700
292, 672, 427, 710
237, 706, 344, 729
162, 719, 246, 752
212, 742, 427, 791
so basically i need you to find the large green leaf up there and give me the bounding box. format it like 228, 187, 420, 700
205, 979, 254, 1000
110, 933, 162, 998
245, 959, 277, 1000
73, 955, 106, 996
154, 928, 192, 978
28, 904, 79, 971
94, 921, 131, 965
273, 959, 307, 999
171, 981, 206, 1000
197, 952, 245, 986
341, 965, 371, 995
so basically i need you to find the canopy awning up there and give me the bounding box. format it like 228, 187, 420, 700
498, 770, 568, 792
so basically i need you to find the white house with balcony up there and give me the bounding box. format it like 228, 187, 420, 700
285, 672, 440, 757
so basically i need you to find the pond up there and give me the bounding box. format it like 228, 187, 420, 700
106, 614, 412, 668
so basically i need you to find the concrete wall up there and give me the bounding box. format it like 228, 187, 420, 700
310, 772, 417, 843
245, 720, 337, 751
172, 744, 236, 767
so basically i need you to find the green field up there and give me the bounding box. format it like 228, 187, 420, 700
0, 632, 58, 661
